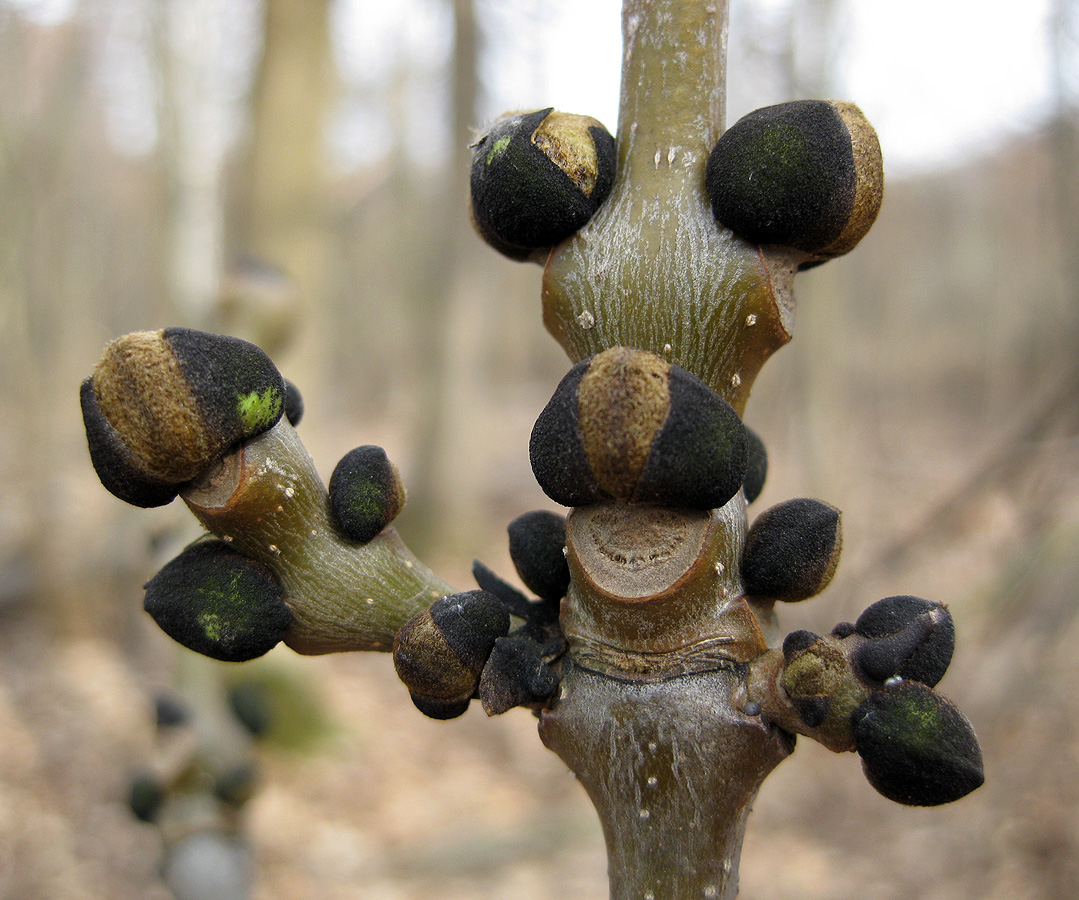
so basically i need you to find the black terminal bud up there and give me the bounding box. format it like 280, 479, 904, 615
743, 426, 768, 504
742, 498, 842, 602
707, 100, 883, 259
81, 328, 286, 507
530, 348, 748, 510
470, 108, 616, 261
507, 510, 570, 602
393, 591, 511, 720
328, 445, 407, 544
478, 633, 561, 716
852, 681, 984, 806
143, 540, 292, 662
853, 595, 955, 687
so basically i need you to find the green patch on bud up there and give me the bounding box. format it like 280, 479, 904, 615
487, 134, 511, 165
853, 681, 984, 806
238, 386, 283, 433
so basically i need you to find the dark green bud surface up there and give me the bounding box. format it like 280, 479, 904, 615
706, 100, 883, 258
393, 591, 510, 720
328, 445, 406, 544
854, 595, 955, 687
81, 328, 286, 508
508, 510, 570, 602
470, 108, 616, 260
742, 498, 842, 601
853, 681, 984, 806
143, 541, 292, 662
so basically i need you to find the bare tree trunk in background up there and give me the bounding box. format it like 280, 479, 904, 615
0, 14, 111, 632
227, 0, 334, 362
394, 0, 481, 560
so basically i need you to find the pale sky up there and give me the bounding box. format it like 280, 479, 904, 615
6, 0, 1066, 175
515, 0, 1060, 175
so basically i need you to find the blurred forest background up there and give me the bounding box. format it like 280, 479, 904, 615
1, 0, 1078, 898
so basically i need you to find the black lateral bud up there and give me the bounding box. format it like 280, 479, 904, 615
743, 426, 768, 504
507, 510, 570, 602
529, 359, 603, 507
393, 591, 511, 720
470, 108, 616, 261
328, 445, 407, 544
530, 348, 748, 510
706, 100, 883, 259
478, 633, 561, 716
854, 595, 955, 687
742, 498, 842, 601
852, 681, 984, 806
471, 559, 533, 618
81, 328, 286, 508
143, 540, 292, 662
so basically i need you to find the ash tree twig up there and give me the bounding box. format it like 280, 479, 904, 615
79, 2, 984, 898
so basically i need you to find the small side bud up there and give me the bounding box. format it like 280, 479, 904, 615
478, 633, 560, 716
530, 348, 748, 510
393, 591, 510, 720
743, 426, 768, 504
507, 510, 570, 602
854, 595, 955, 687
328, 445, 407, 543
81, 328, 286, 507
852, 681, 984, 806
780, 632, 867, 743
470, 108, 616, 260
283, 379, 304, 426
742, 498, 842, 601
228, 683, 274, 739
143, 541, 292, 662
154, 693, 192, 729
706, 100, 883, 259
